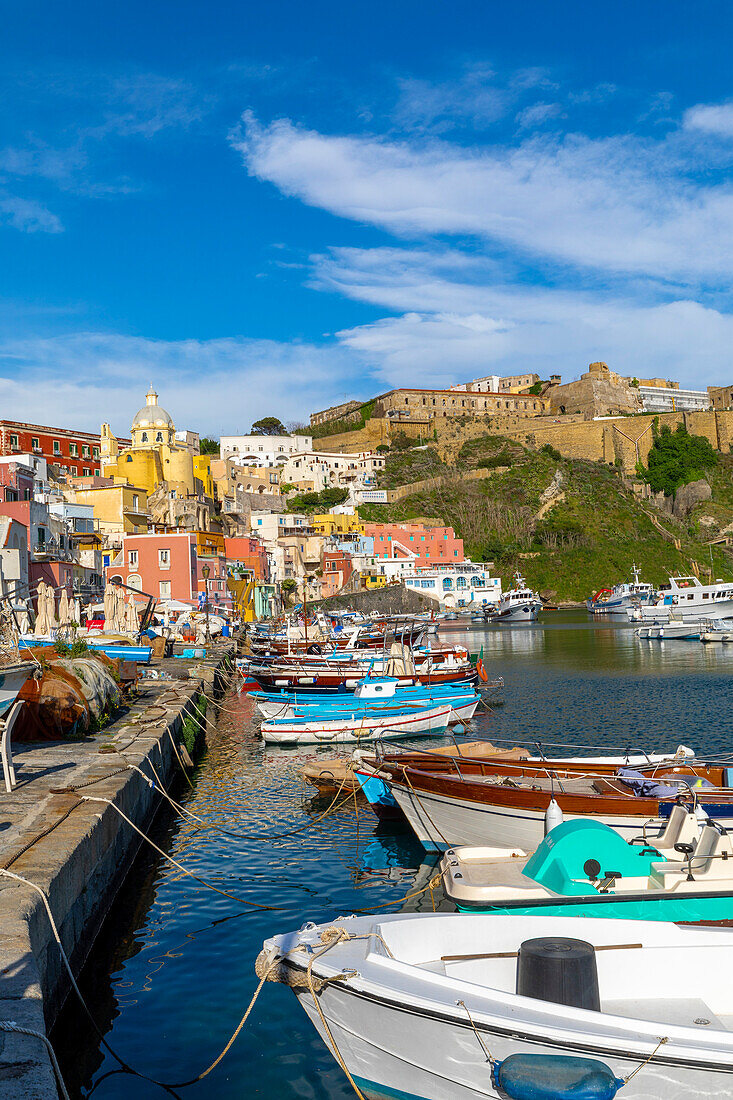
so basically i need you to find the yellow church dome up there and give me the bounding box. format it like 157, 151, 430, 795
132, 386, 175, 431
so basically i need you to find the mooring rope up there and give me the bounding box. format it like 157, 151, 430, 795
0, 867, 281, 1093
0, 1021, 71, 1099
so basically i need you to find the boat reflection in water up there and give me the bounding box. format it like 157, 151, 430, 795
353, 827, 446, 913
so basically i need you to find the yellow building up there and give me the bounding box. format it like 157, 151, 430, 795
101, 387, 197, 497
195, 530, 225, 557
311, 511, 365, 536
193, 455, 215, 499
66, 483, 149, 540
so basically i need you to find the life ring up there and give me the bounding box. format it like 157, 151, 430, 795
476, 658, 488, 683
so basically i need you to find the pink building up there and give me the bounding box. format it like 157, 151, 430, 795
365, 522, 464, 570
320, 547, 354, 598
108, 532, 198, 604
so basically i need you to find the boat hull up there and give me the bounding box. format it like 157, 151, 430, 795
455, 892, 733, 924
389, 781, 655, 851
261, 705, 453, 745
0, 663, 32, 720
275, 914, 733, 1100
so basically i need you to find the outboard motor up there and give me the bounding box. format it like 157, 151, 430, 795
517, 937, 600, 1012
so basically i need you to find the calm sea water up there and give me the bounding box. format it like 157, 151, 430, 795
53, 612, 733, 1098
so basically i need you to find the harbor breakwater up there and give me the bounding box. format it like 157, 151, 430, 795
0, 641, 236, 1099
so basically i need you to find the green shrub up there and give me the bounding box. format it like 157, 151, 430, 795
641, 424, 718, 496
540, 443, 562, 461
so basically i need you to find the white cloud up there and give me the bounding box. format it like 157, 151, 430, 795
515, 102, 563, 129
0, 194, 63, 233
0, 332, 366, 434
683, 102, 733, 138
232, 111, 733, 285
393, 64, 507, 132
313, 246, 733, 389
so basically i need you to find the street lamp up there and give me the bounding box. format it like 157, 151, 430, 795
201, 563, 210, 643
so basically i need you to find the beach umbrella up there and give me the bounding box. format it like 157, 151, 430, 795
34, 581, 48, 636
72, 597, 81, 626
103, 582, 115, 628
59, 588, 70, 629
115, 585, 127, 633
45, 584, 57, 629
125, 595, 139, 633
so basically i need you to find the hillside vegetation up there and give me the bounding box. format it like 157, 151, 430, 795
360, 431, 731, 602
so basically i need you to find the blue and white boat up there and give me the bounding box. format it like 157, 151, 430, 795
252, 676, 480, 724
587, 564, 655, 613
260, 700, 454, 745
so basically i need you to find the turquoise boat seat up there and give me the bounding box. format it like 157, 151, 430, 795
494, 1054, 624, 1100
522, 818, 665, 896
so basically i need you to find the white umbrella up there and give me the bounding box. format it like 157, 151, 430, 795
125, 595, 139, 633
59, 588, 70, 629
115, 585, 127, 633
72, 597, 81, 626
45, 584, 57, 629
34, 581, 48, 636
104, 582, 116, 629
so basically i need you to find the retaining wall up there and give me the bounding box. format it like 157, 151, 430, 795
0, 643, 236, 1098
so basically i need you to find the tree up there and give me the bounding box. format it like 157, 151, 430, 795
641, 423, 718, 496
251, 417, 288, 436
199, 437, 219, 454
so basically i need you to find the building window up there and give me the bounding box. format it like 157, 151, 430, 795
156, 432, 163, 443
159, 548, 170, 569
9, 434, 18, 448
31, 437, 39, 449
159, 580, 171, 599
83, 467, 91, 476
71, 466, 77, 474
69, 443, 78, 457
93, 447, 100, 458
53, 440, 61, 455
127, 573, 143, 591
132, 494, 139, 511
82, 444, 90, 457
141, 432, 148, 443
129, 550, 138, 568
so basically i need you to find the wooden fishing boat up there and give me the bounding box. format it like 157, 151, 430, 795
252, 676, 480, 723
370, 752, 727, 850
302, 740, 528, 800
302, 756, 362, 798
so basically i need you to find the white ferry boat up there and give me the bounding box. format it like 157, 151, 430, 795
586, 563, 655, 613
489, 571, 542, 621
627, 574, 733, 623
403, 563, 501, 609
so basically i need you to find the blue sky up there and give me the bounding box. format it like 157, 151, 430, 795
3, 0, 733, 435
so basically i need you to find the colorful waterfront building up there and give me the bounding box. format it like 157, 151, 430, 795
0, 419, 130, 478
108, 532, 199, 604
311, 511, 365, 537
365, 522, 463, 571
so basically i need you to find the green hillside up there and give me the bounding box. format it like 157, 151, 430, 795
360, 433, 733, 602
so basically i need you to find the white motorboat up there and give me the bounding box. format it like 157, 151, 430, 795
259, 702, 454, 745
587, 564, 655, 613
627, 574, 733, 623
490, 572, 542, 622
635, 615, 733, 640
0, 661, 32, 720
260, 911, 733, 1099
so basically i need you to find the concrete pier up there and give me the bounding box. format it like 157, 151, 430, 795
0, 642, 236, 1099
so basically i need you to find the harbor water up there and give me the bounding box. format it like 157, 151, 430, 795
53, 612, 733, 1097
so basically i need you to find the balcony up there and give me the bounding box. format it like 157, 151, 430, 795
33, 540, 74, 562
